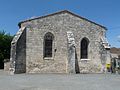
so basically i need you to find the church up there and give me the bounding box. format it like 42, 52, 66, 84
10, 10, 110, 74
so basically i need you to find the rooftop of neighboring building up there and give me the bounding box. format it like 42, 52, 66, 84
110, 47, 120, 57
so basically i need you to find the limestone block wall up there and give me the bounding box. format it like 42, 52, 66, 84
4, 59, 10, 71
19, 11, 107, 73
25, 26, 67, 73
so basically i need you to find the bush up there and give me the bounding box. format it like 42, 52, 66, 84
0, 30, 13, 69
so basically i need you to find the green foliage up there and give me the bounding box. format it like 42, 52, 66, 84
0, 30, 13, 69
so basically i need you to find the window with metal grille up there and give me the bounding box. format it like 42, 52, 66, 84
44, 32, 54, 57
81, 38, 89, 59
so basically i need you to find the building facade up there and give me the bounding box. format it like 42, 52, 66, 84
10, 10, 110, 74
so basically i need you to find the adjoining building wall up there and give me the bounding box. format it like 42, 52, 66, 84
11, 11, 110, 74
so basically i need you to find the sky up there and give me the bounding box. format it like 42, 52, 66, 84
0, 0, 120, 48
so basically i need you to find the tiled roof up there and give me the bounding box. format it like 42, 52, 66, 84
110, 47, 120, 55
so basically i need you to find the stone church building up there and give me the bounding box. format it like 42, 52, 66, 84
10, 10, 110, 74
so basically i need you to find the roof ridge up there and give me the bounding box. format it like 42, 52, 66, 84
18, 10, 107, 29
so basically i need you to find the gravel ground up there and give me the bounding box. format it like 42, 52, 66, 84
0, 70, 120, 90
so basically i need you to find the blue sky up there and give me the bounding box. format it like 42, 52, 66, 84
0, 0, 120, 48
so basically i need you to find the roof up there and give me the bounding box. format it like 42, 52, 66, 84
110, 47, 120, 55
18, 10, 107, 30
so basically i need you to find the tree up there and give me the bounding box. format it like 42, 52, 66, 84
0, 30, 13, 69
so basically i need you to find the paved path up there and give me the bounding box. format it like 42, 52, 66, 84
0, 70, 120, 90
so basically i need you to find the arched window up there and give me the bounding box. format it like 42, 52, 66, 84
81, 38, 89, 59
44, 32, 54, 57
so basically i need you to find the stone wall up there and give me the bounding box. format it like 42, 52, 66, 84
4, 59, 10, 71
17, 11, 107, 73
15, 29, 26, 73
